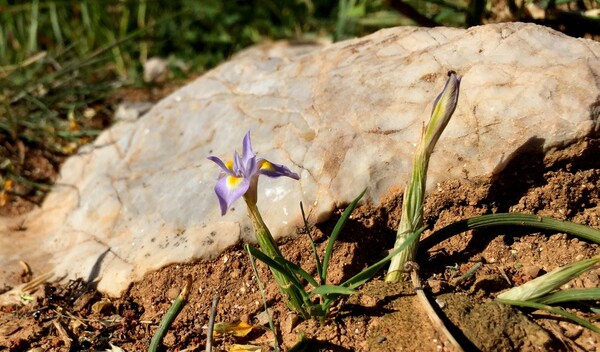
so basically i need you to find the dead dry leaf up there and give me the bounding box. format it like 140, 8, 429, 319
213, 321, 254, 337
229, 344, 261, 352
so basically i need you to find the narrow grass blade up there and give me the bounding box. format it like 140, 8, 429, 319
245, 201, 310, 319
0, 20, 6, 62
244, 246, 306, 289
322, 189, 366, 283
206, 294, 219, 352
278, 256, 320, 289
497, 257, 600, 301
310, 285, 356, 297
149, 275, 191, 352
49, 2, 64, 47
27, 0, 39, 53
137, 0, 148, 63
534, 288, 600, 305
451, 261, 482, 285
498, 298, 600, 334
421, 213, 600, 251
301, 201, 323, 284
81, 1, 93, 48
245, 245, 280, 352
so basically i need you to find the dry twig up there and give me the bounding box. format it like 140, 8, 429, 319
405, 262, 463, 352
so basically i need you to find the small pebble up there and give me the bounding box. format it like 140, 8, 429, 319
143, 57, 168, 83
521, 265, 542, 279
166, 287, 180, 300
428, 279, 443, 294
254, 308, 274, 326
282, 313, 299, 333
559, 321, 583, 339
435, 299, 446, 309
360, 294, 377, 307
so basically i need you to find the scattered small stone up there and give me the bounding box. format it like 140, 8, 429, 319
166, 287, 180, 300
143, 57, 168, 83
254, 308, 274, 326
239, 314, 250, 323
582, 272, 599, 287
282, 313, 300, 333
427, 279, 443, 294
114, 101, 155, 122
521, 265, 543, 279
360, 294, 377, 307
231, 268, 240, 279
559, 321, 584, 339
435, 299, 446, 309
376, 336, 386, 343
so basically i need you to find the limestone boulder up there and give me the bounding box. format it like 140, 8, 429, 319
1, 23, 599, 297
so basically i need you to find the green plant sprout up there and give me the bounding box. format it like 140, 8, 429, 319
386, 70, 461, 282
209, 132, 422, 321
381, 70, 600, 335
149, 275, 191, 352
244, 190, 422, 322
497, 256, 600, 301
496, 257, 600, 334
419, 215, 600, 333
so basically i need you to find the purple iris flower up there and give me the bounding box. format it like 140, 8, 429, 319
208, 131, 300, 215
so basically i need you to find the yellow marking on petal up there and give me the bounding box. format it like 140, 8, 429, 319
259, 160, 275, 171
226, 175, 243, 189
225, 160, 234, 171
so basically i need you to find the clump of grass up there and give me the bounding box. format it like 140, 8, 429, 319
0, 2, 139, 210
0, 47, 120, 211
0, 1, 411, 212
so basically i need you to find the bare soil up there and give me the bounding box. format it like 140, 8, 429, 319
1, 137, 600, 351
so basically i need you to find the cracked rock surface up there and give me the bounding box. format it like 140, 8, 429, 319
1, 23, 599, 296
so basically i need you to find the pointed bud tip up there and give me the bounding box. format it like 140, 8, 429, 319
447, 70, 461, 84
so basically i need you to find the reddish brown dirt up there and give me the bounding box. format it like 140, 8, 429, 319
1, 137, 600, 351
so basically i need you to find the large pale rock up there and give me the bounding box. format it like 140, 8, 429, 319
1, 23, 599, 297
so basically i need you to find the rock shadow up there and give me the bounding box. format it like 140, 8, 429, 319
420, 136, 547, 265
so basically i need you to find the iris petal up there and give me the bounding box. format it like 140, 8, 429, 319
208, 156, 235, 176
214, 175, 250, 215
258, 159, 300, 179
242, 131, 255, 162
210, 130, 300, 215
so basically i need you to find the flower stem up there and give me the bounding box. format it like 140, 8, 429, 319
244, 196, 310, 319
386, 143, 428, 281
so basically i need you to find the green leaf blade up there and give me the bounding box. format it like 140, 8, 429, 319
310, 285, 357, 297
534, 288, 600, 305
497, 257, 600, 301
322, 189, 367, 283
